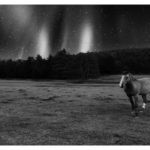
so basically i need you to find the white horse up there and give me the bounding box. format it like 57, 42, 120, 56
119, 73, 150, 116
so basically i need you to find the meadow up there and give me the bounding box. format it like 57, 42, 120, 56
0, 75, 150, 144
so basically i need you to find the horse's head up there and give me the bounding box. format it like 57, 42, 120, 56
119, 72, 134, 88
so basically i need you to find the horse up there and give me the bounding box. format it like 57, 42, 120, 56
119, 72, 150, 116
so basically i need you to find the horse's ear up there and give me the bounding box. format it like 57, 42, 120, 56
128, 73, 132, 76
128, 73, 136, 81
126, 73, 132, 79
122, 71, 129, 75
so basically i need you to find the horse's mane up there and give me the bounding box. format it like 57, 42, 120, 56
128, 73, 137, 81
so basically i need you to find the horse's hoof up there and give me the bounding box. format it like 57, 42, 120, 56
134, 115, 139, 119
135, 112, 139, 116
139, 109, 144, 113
131, 111, 135, 116
131, 111, 135, 115
139, 107, 145, 113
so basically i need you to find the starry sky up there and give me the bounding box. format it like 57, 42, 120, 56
0, 5, 150, 59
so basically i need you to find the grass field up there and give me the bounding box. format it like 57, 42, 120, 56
0, 75, 150, 145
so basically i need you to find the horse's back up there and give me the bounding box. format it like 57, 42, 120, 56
138, 78, 150, 94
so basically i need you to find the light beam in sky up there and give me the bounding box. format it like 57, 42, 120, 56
36, 24, 50, 59
61, 26, 68, 50
17, 47, 24, 60
79, 20, 93, 53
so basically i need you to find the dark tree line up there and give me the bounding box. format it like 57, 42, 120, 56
0, 48, 150, 79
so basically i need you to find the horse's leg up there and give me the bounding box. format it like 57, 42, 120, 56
128, 95, 135, 114
134, 95, 139, 116
142, 94, 147, 109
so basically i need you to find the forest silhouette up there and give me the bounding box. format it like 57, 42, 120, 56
0, 48, 150, 79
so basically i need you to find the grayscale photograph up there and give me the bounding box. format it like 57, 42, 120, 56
0, 5, 149, 145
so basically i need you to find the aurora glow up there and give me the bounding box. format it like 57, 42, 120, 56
0, 5, 150, 59
79, 21, 93, 53
36, 24, 50, 59
17, 47, 24, 59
